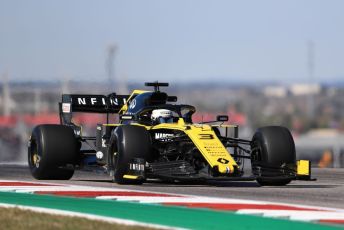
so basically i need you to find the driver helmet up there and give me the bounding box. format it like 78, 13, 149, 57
151, 109, 174, 124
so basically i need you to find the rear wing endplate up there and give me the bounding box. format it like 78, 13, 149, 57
59, 94, 129, 125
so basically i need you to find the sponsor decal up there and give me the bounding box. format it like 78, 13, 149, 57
62, 103, 71, 113
74, 130, 81, 136
102, 139, 107, 148
154, 133, 174, 140
199, 134, 214, 140
217, 158, 229, 164
73, 96, 127, 107
129, 99, 136, 109
96, 151, 104, 160
109, 97, 126, 106
77, 98, 87, 105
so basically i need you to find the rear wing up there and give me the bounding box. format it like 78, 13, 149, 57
59, 94, 129, 125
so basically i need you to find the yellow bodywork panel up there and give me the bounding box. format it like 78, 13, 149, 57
297, 160, 310, 176
102, 124, 121, 127
150, 118, 238, 174
185, 127, 238, 174
123, 175, 139, 180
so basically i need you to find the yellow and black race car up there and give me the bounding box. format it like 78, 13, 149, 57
28, 82, 313, 185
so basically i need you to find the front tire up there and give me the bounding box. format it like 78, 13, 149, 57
28, 125, 78, 180
251, 126, 296, 186
108, 125, 151, 184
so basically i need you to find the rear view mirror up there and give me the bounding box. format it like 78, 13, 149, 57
167, 96, 178, 102
216, 115, 228, 122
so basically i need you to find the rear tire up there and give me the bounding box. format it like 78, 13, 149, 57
28, 125, 78, 180
109, 125, 151, 184
251, 126, 296, 186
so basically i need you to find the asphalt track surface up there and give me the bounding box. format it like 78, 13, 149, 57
1, 164, 344, 209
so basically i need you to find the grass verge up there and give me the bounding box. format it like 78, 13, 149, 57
0, 207, 156, 230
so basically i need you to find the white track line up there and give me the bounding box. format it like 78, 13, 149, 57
237, 209, 344, 221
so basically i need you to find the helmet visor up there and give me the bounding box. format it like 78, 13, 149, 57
158, 117, 174, 124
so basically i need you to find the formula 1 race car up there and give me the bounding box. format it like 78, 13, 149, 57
28, 82, 312, 185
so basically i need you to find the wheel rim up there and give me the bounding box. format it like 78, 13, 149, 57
113, 151, 119, 169
32, 152, 40, 168
251, 139, 261, 163
29, 140, 40, 169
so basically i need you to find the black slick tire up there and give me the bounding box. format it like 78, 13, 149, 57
251, 126, 296, 186
109, 125, 151, 185
28, 124, 78, 180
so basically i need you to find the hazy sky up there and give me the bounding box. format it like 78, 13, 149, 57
0, 0, 343, 83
